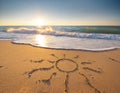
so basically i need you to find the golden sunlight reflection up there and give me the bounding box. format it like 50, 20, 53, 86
35, 35, 46, 46
7, 28, 14, 32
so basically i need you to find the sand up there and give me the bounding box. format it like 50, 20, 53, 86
0, 40, 120, 93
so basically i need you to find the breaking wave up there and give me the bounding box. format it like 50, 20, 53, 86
5, 26, 120, 41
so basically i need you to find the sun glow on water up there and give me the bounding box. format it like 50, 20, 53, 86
35, 35, 46, 46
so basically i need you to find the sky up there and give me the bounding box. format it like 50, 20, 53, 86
0, 0, 120, 26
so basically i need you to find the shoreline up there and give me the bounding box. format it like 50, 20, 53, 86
9, 40, 120, 52
0, 40, 120, 93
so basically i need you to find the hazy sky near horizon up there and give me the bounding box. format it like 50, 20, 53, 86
0, 0, 120, 26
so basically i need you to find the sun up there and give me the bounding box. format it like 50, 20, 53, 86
34, 18, 45, 27
24, 54, 103, 93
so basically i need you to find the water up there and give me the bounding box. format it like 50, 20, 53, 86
0, 26, 120, 51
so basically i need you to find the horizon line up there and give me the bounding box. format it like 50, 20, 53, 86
0, 24, 120, 26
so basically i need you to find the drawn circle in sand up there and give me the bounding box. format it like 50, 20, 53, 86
56, 59, 78, 73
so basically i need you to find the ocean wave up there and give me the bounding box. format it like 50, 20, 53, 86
5, 26, 120, 41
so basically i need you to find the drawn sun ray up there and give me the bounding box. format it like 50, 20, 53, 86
109, 57, 120, 63
64, 73, 69, 93
83, 67, 102, 74
0, 65, 4, 68
81, 61, 92, 65
47, 60, 55, 64
50, 54, 59, 58
37, 72, 56, 85
74, 55, 79, 59
63, 54, 66, 58
24, 54, 103, 93
30, 59, 44, 63
24, 65, 54, 78
79, 72, 101, 93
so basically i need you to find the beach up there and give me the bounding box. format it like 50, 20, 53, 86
0, 40, 120, 93
0, 0, 120, 92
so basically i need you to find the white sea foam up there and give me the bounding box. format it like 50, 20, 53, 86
12, 34, 120, 51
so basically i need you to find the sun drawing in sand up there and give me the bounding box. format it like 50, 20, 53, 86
24, 54, 103, 93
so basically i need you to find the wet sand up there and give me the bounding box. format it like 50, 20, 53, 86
0, 40, 120, 93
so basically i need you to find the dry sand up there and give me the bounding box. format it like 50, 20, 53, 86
0, 40, 120, 93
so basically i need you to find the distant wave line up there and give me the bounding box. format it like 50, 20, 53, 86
4, 27, 120, 41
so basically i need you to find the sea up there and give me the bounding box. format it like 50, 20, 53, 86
0, 26, 120, 51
